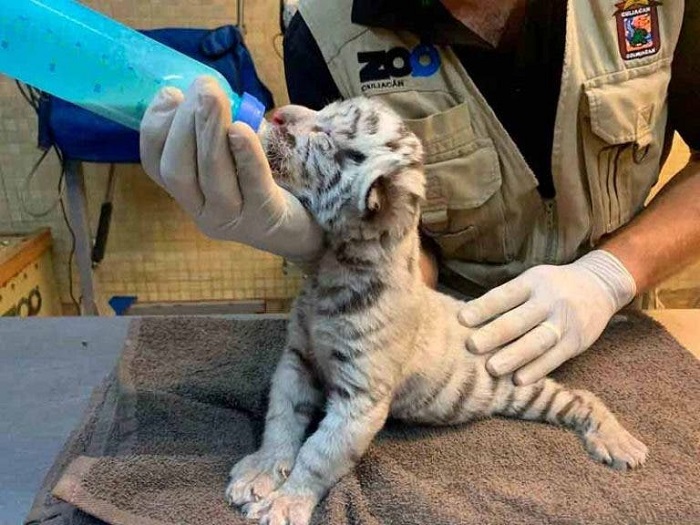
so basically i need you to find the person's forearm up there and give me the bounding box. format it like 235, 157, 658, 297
601, 153, 700, 293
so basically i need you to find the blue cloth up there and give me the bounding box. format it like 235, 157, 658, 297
38, 26, 274, 163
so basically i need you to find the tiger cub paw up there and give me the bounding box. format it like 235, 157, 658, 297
584, 420, 648, 470
225, 450, 294, 507
243, 487, 317, 525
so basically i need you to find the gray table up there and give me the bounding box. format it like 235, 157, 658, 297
0, 317, 129, 525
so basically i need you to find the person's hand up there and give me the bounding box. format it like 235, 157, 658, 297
139, 76, 323, 264
458, 250, 637, 385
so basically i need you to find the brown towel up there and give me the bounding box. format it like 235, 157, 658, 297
31, 313, 700, 525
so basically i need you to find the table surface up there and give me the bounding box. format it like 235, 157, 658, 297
0, 317, 130, 525
646, 309, 700, 358
0, 311, 698, 525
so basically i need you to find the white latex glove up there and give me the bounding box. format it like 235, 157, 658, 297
458, 250, 637, 385
139, 76, 323, 264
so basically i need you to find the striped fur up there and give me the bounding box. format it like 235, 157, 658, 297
226, 98, 647, 525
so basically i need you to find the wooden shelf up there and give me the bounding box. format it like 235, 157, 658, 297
0, 229, 53, 288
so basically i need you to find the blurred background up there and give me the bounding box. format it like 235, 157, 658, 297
0, 0, 306, 316
0, 0, 697, 317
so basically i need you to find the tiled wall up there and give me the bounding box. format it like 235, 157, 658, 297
0, 0, 302, 311
0, 0, 697, 312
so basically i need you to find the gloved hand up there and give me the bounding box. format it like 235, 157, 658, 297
458, 250, 637, 385
139, 76, 323, 265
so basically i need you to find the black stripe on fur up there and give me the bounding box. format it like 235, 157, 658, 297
316, 277, 386, 317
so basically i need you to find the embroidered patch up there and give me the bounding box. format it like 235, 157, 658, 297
614, 1, 662, 60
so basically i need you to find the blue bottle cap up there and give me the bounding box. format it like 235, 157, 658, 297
235, 92, 266, 131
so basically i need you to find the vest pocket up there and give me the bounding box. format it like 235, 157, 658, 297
419, 138, 512, 263
581, 62, 671, 243
403, 101, 540, 263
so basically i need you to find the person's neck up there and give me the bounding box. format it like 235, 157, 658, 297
439, 0, 528, 48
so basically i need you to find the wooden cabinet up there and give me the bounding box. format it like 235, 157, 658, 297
0, 229, 61, 317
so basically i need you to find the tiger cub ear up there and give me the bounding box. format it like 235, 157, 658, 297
364, 179, 386, 217
356, 159, 425, 239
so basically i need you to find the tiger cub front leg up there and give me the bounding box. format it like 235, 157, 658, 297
226, 342, 323, 508
245, 389, 393, 525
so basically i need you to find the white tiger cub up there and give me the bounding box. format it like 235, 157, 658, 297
225, 98, 647, 525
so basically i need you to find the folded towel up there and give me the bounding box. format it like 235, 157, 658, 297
27, 313, 700, 525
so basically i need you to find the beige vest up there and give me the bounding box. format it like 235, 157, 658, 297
299, 0, 684, 289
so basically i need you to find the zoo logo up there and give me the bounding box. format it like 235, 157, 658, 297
357, 44, 441, 92
613, 0, 662, 61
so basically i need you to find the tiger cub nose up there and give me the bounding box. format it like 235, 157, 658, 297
271, 110, 286, 126
271, 105, 318, 127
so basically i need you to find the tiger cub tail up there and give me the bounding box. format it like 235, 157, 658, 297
495, 378, 648, 470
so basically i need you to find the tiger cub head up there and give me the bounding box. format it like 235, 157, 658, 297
262, 97, 425, 242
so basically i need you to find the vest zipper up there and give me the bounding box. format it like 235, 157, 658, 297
610, 145, 626, 229
543, 199, 558, 264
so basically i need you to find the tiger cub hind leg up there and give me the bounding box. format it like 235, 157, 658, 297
496, 378, 648, 470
